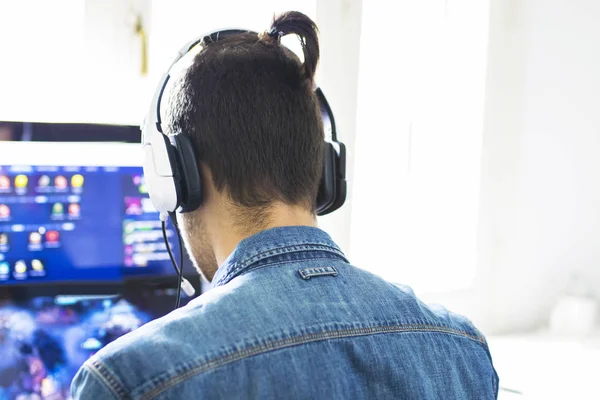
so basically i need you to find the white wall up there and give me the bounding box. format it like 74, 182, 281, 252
349, 0, 490, 294
476, 0, 600, 333
314, 0, 363, 253
0, 0, 152, 125
2, 1, 315, 125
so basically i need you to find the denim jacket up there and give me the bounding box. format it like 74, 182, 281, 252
72, 226, 498, 399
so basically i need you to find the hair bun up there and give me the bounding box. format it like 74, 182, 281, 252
266, 11, 320, 82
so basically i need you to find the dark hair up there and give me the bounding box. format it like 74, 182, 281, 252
166, 11, 323, 216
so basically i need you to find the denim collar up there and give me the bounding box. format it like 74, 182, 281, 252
210, 226, 347, 289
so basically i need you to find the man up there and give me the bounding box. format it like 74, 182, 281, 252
72, 11, 498, 399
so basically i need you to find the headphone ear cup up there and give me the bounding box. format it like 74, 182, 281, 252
327, 141, 346, 214
172, 134, 203, 212
316, 141, 347, 216
316, 142, 337, 215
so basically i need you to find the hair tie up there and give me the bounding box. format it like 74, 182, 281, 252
267, 27, 284, 41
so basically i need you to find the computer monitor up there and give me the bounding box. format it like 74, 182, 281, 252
0, 289, 190, 398
0, 142, 194, 286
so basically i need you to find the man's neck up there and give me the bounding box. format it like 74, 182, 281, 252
208, 203, 317, 267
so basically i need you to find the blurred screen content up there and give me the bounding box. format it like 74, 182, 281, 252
0, 290, 190, 399
0, 165, 181, 285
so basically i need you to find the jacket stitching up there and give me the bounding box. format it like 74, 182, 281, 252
239, 256, 343, 277
138, 324, 485, 400
216, 244, 347, 286
237, 244, 346, 272
85, 359, 129, 399
240, 243, 345, 265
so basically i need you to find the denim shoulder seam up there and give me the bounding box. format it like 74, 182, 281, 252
239, 244, 346, 270
138, 324, 485, 400
83, 358, 129, 399
217, 244, 347, 286
239, 255, 344, 277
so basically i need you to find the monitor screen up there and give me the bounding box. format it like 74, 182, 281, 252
0, 142, 188, 286
0, 290, 189, 399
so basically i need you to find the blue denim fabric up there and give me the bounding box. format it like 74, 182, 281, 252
72, 226, 498, 399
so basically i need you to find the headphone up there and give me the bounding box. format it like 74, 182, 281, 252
141, 29, 347, 220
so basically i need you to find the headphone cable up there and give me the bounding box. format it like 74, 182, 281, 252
161, 219, 183, 309
169, 212, 185, 309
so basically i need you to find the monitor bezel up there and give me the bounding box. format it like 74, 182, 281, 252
0, 141, 143, 167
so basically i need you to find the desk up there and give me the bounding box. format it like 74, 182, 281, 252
488, 332, 600, 399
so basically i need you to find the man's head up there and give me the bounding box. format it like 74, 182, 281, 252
165, 12, 324, 280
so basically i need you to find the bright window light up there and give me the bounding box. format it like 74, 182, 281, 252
350, 0, 490, 294
0, 1, 85, 122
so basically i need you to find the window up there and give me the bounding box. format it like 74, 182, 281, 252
0, 1, 85, 122
350, 0, 490, 293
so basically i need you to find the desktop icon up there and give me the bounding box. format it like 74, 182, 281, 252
68, 203, 80, 217
0, 176, 10, 190
0, 204, 10, 218
46, 230, 60, 243
134, 175, 148, 194
125, 197, 143, 215
29, 232, 42, 245
54, 175, 68, 189
38, 175, 51, 187
71, 174, 84, 188
31, 259, 44, 272
0, 233, 7, 246
15, 260, 27, 274
14, 174, 28, 188
0, 261, 9, 276
124, 221, 136, 234
52, 203, 64, 215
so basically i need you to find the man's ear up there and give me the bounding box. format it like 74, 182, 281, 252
198, 163, 236, 210
198, 163, 217, 202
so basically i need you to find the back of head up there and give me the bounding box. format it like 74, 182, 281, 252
166, 12, 323, 225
